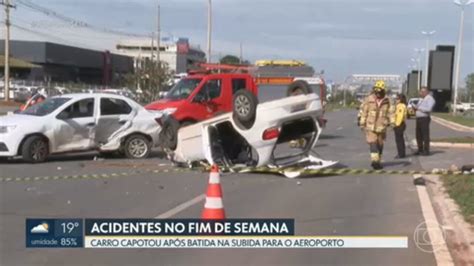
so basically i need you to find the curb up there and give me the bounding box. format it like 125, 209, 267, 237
410, 139, 474, 149
423, 174, 474, 265
430, 142, 474, 149
432, 116, 474, 133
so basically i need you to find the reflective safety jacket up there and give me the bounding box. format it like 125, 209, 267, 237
359, 94, 394, 133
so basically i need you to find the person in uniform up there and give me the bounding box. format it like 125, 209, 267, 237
393, 94, 407, 158
359, 80, 394, 169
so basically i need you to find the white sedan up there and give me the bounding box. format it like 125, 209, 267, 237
0, 93, 162, 163
159, 81, 337, 177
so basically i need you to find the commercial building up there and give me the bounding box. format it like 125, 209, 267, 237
115, 38, 206, 74
0, 40, 134, 86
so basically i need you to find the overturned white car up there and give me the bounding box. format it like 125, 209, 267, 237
0, 93, 162, 163
159, 81, 337, 177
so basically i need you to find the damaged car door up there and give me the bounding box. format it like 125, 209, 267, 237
96, 97, 134, 146
54, 97, 96, 152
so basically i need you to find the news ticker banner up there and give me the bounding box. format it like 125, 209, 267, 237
26, 219, 407, 249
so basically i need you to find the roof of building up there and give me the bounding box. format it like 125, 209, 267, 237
0, 55, 39, 68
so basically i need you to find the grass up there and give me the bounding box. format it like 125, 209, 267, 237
431, 136, 474, 144
441, 174, 474, 225
433, 112, 474, 128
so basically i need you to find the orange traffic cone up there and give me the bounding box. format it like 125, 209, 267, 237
201, 164, 226, 219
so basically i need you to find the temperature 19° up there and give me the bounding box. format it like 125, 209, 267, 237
61, 222, 80, 234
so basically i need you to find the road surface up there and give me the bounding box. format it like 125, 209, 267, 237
0, 108, 441, 266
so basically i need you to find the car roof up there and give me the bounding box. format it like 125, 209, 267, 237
52, 93, 131, 100
186, 73, 251, 79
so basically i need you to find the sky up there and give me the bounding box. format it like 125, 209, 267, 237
5, 0, 474, 82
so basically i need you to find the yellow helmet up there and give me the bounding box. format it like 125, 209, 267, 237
373, 80, 386, 92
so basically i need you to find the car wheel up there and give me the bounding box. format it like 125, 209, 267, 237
22, 136, 49, 163
287, 80, 313, 96
160, 116, 180, 150
124, 134, 151, 159
233, 89, 258, 128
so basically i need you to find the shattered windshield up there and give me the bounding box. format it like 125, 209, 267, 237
21, 97, 71, 116
165, 78, 202, 100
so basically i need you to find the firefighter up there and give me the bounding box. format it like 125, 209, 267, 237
359, 80, 394, 170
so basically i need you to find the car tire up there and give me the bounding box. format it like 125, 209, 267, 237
160, 116, 180, 150
233, 89, 258, 128
22, 136, 49, 163
287, 80, 313, 96
123, 134, 151, 159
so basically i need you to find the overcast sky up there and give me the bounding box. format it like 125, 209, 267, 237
6, 0, 474, 82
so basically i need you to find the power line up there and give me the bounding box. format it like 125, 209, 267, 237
16, 0, 149, 38
11, 23, 100, 50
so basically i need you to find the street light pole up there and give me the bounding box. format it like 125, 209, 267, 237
206, 0, 212, 63
412, 48, 424, 91
453, 0, 472, 115
421, 30, 436, 86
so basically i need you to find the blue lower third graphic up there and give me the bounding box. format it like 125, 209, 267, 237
26, 219, 84, 248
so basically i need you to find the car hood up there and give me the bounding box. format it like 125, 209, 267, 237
0, 114, 43, 125
145, 99, 187, 110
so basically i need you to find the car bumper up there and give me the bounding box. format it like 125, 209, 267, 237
0, 133, 22, 157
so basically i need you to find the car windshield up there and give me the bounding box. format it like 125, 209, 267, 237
165, 78, 202, 100
21, 97, 71, 116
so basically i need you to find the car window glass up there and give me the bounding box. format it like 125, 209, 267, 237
197, 79, 222, 100
165, 78, 202, 100
21, 97, 71, 116
100, 98, 132, 115
58, 98, 94, 119
232, 79, 246, 95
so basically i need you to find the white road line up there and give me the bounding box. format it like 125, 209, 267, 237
155, 194, 206, 219
413, 175, 454, 266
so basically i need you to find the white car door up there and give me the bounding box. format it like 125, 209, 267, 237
96, 97, 135, 145
53, 97, 97, 153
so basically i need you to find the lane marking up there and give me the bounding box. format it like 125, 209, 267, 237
155, 194, 206, 219
413, 174, 454, 265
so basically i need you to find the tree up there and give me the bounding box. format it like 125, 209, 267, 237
465, 73, 474, 103
124, 59, 173, 103
219, 55, 241, 65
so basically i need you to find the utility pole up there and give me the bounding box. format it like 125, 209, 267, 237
151, 31, 155, 63
207, 0, 212, 63
156, 4, 160, 65
239, 42, 243, 64
156, 3, 161, 92
1, 0, 15, 101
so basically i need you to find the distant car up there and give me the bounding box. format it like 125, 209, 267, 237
0, 93, 162, 163
453, 102, 474, 113
407, 98, 421, 118
159, 81, 337, 178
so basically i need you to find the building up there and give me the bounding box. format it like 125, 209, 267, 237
0, 55, 39, 79
342, 74, 404, 99
0, 40, 134, 86
116, 38, 206, 74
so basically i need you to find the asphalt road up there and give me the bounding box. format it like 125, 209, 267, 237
0, 108, 441, 266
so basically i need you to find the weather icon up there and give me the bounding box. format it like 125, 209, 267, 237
30, 222, 49, 234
